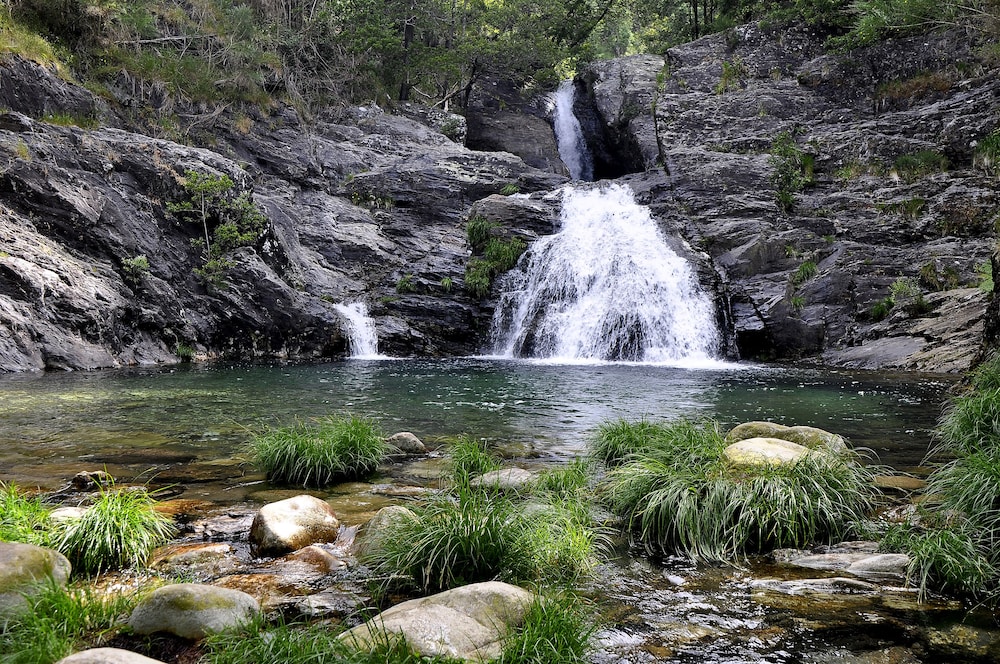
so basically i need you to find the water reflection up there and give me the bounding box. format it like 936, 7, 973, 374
0, 359, 952, 493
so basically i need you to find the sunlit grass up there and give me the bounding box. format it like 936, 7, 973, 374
447, 433, 502, 485
879, 523, 998, 600
249, 414, 391, 487
0, 482, 55, 547
496, 593, 595, 664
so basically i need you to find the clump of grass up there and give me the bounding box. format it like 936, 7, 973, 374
790, 260, 818, 286
484, 237, 527, 272
0, 482, 54, 547
590, 418, 662, 467
769, 131, 810, 212
597, 418, 878, 561
447, 434, 502, 485
0, 582, 142, 664
974, 130, 1000, 176
466, 215, 496, 252
249, 414, 391, 487
464, 236, 527, 300
464, 259, 493, 299
934, 355, 1000, 456
891, 150, 949, 182
56, 484, 177, 576
977, 261, 994, 293
496, 593, 595, 664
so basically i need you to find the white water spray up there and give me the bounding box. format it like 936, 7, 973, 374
490, 184, 721, 365
553, 80, 594, 181
333, 302, 384, 359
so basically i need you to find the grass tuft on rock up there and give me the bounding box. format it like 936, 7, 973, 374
597, 418, 879, 561
447, 434, 502, 485
55, 484, 176, 576
249, 414, 391, 487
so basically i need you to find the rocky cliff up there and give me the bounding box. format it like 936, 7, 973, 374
1, 20, 997, 373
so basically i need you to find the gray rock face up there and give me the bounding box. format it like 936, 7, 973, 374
0, 542, 71, 621
340, 581, 534, 662
249, 494, 341, 557
55, 648, 166, 664
577, 25, 999, 371
127, 583, 259, 639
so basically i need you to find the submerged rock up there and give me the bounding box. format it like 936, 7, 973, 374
0, 542, 71, 621
249, 494, 341, 556
127, 583, 259, 639
340, 581, 534, 662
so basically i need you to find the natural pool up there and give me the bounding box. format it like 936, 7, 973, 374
6, 359, 988, 663
0, 358, 951, 496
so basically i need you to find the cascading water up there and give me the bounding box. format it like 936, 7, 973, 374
333, 302, 384, 359
490, 183, 721, 365
553, 80, 594, 181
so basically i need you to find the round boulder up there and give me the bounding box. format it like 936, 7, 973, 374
726, 421, 846, 452
249, 494, 341, 557
127, 583, 259, 640
723, 437, 812, 467
356, 505, 419, 558
0, 542, 71, 620
386, 432, 427, 454
468, 467, 535, 492
55, 648, 167, 664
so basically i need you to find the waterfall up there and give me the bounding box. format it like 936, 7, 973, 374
333, 302, 384, 359
490, 183, 721, 365
553, 80, 594, 181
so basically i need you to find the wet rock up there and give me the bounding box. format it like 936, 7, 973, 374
340, 581, 534, 661
294, 587, 366, 620
923, 623, 1000, 662
189, 509, 256, 542
774, 545, 910, 581
249, 494, 341, 557
149, 543, 239, 579
726, 421, 847, 452
127, 583, 259, 640
71, 470, 115, 490
468, 467, 535, 492
356, 505, 418, 558
284, 545, 347, 574
0, 542, 72, 620
49, 506, 87, 523
386, 432, 427, 454
873, 475, 927, 492
723, 437, 812, 466
55, 648, 167, 664
152, 499, 217, 520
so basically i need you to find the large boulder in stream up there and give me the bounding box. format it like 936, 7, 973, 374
249, 494, 341, 557
726, 421, 847, 452
340, 581, 534, 662
723, 437, 814, 467
0, 542, 71, 621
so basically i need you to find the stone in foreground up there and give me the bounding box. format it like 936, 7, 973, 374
249, 494, 341, 556
468, 467, 535, 492
340, 581, 534, 662
0, 542, 71, 621
55, 648, 167, 664
726, 421, 846, 452
127, 583, 259, 639
723, 437, 813, 467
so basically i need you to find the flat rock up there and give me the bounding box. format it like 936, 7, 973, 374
340, 581, 534, 662
55, 648, 167, 664
468, 467, 535, 492
127, 583, 259, 640
725, 421, 847, 452
722, 437, 812, 467
249, 494, 341, 557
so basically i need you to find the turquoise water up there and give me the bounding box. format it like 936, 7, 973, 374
0, 358, 951, 495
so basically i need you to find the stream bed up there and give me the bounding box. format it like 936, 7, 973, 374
3, 358, 995, 662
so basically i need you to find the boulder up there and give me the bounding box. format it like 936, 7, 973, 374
722, 437, 812, 467
775, 544, 910, 581
340, 581, 534, 662
55, 648, 167, 664
149, 543, 239, 579
127, 583, 259, 640
468, 468, 536, 492
249, 494, 341, 557
0, 542, 72, 621
356, 505, 419, 558
386, 432, 427, 454
726, 421, 847, 452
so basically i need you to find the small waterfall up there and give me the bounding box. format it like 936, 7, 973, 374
553, 80, 594, 181
333, 302, 384, 359
490, 183, 720, 365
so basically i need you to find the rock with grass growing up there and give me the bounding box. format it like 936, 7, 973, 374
726, 421, 847, 452
723, 437, 813, 467
468, 467, 536, 492
127, 583, 260, 640
0, 542, 71, 621
340, 581, 534, 662
249, 494, 341, 557
55, 648, 167, 664
356, 505, 419, 558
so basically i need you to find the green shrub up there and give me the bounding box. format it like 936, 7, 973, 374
496, 593, 595, 664
714, 58, 745, 95
879, 523, 998, 600
599, 418, 878, 561
466, 216, 496, 252
0, 582, 142, 664
0, 482, 54, 547
977, 261, 994, 293
120, 254, 150, 284
440, 276, 454, 292
934, 355, 1000, 456
832, 0, 968, 48
55, 484, 176, 576
791, 260, 818, 286
892, 150, 949, 182
484, 237, 527, 272
769, 132, 810, 212
974, 130, 1000, 176
868, 297, 894, 321
501, 184, 521, 195
395, 274, 416, 294
249, 414, 391, 487
464, 259, 493, 299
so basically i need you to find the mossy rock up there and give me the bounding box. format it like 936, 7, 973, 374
127, 583, 259, 639
0, 542, 71, 620
723, 437, 813, 467
726, 421, 846, 452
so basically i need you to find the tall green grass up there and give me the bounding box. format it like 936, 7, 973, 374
249, 414, 391, 487
56, 486, 176, 576
447, 434, 502, 485
496, 593, 595, 664
0, 582, 141, 664
879, 523, 998, 600
935, 354, 1000, 455
0, 482, 54, 547
597, 419, 878, 561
